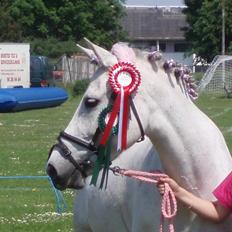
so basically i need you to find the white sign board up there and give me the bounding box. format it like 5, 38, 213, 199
0, 43, 30, 88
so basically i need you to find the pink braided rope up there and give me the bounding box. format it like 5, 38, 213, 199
114, 168, 177, 232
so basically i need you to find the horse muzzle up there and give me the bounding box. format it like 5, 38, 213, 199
46, 163, 86, 190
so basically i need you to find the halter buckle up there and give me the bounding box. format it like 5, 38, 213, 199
110, 166, 123, 176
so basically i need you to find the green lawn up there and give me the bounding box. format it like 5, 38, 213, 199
0, 92, 231, 231
196, 94, 232, 151
0, 95, 80, 232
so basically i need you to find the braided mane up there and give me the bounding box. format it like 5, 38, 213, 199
162, 58, 198, 100
148, 51, 198, 101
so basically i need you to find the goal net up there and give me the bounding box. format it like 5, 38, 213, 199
197, 55, 232, 95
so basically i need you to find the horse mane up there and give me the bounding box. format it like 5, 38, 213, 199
161, 58, 198, 100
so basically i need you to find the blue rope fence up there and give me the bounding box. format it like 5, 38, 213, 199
0, 175, 67, 214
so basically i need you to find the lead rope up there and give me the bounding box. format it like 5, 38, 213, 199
110, 167, 177, 232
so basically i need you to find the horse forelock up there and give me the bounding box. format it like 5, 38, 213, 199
111, 43, 136, 64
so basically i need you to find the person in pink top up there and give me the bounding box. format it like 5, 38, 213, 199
157, 171, 232, 223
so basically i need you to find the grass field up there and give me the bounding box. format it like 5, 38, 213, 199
0, 95, 81, 232
0, 92, 231, 232
197, 94, 232, 151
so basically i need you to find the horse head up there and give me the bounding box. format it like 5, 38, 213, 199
47, 39, 197, 190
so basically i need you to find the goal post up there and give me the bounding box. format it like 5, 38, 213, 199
197, 55, 232, 95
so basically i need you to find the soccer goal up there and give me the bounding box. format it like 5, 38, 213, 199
197, 55, 232, 96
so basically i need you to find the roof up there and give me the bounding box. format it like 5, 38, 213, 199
125, 0, 185, 7
121, 6, 188, 41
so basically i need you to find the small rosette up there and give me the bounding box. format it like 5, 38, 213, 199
98, 105, 118, 136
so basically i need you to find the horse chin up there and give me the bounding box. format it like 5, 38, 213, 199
52, 178, 85, 190
67, 179, 85, 190
66, 169, 86, 190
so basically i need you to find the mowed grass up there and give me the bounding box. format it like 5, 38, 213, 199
0, 92, 231, 232
0, 95, 81, 232
196, 94, 232, 151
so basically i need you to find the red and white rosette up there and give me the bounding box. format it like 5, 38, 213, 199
100, 62, 141, 151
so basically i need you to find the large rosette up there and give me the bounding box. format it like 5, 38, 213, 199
100, 62, 141, 150
109, 62, 141, 94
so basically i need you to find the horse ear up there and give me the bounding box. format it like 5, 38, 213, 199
76, 44, 99, 64
83, 37, 117, 67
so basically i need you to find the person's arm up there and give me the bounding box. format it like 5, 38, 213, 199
157, 177, 231, 223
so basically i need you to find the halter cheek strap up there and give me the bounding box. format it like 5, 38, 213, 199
130, 96, 145, 142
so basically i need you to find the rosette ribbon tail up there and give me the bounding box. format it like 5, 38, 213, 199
90, 145, 105, 186
90, 135, 113, 189
117, 87, 130, 151
99, 135, 112, 189
99, 93, 121, 146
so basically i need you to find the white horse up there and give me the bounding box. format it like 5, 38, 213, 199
47, 39, 232, 232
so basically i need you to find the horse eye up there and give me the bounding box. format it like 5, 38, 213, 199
84, 97, 99, 108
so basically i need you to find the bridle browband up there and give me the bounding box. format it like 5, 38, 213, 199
48, 95, 145, 177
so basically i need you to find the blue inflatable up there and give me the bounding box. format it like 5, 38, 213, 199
0, 87, 68, 112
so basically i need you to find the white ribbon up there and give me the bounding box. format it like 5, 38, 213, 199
117, 86, 124, 151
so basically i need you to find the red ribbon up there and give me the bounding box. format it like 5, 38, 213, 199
121, 87, 129, 149
100, 92, 121, 146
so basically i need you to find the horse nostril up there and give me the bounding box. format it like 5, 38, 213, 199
46, 164, 58, 179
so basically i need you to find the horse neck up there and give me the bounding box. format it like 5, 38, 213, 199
141, 67, 232, 197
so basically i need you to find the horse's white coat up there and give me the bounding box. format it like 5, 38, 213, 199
48, 40, 232, 232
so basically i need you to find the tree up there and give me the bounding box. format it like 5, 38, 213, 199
8, 0, 125, 48
0, 0, 125, 56
183, 0, 232, 62
0, 1, 22, 42
225, 0, 232, 53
